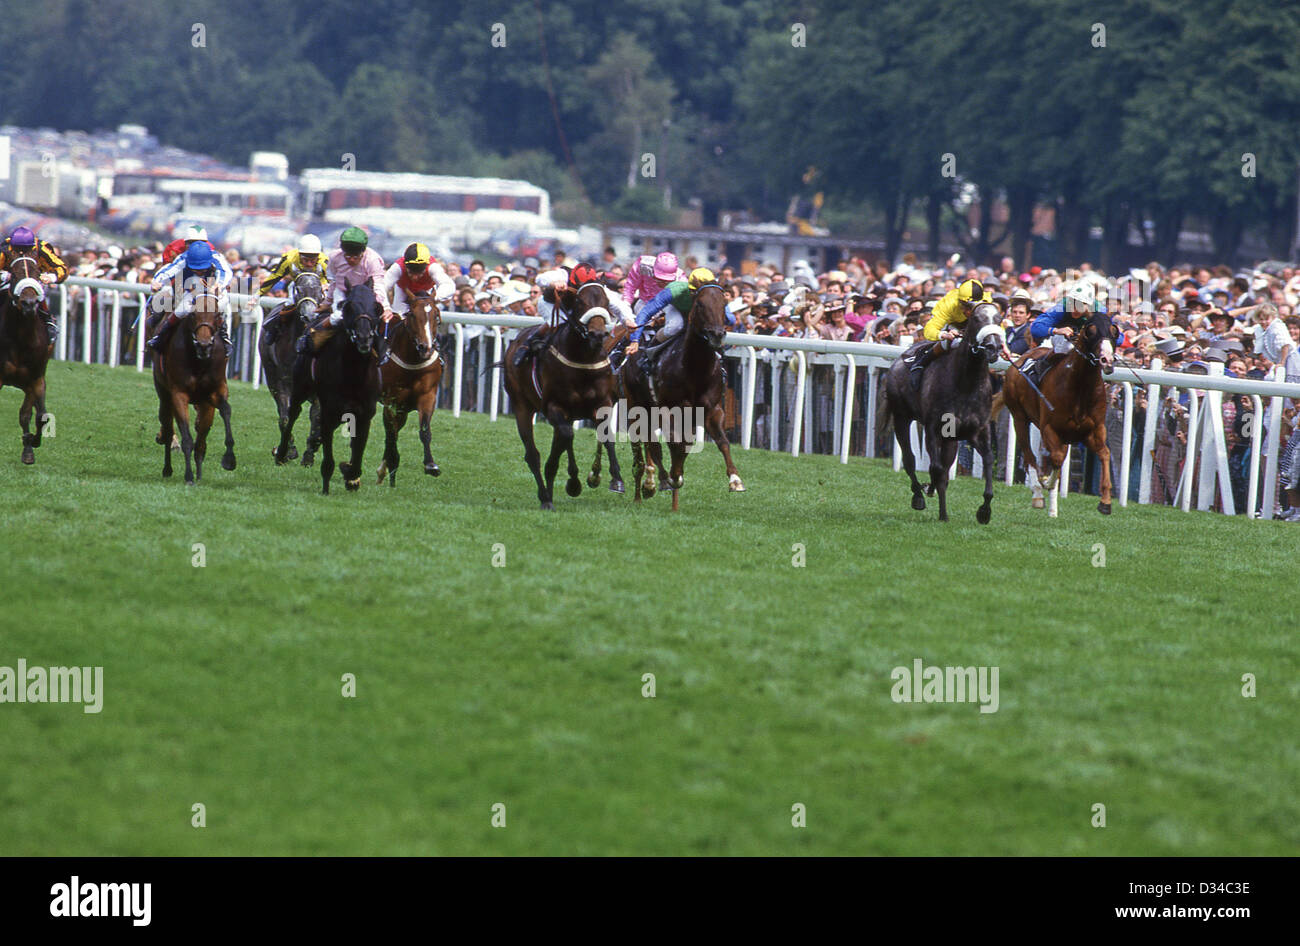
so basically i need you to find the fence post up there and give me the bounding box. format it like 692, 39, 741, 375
57, 286, 69, 361
136, 292, 148, 372
1119, 382, 1133, 507
839, 354, 856, 464
108, 291, 122, 367
1260, 365, 1285, 518
452, 324, 464, 418
741, 347, 757, 450
1246, 394, 1264, 517
489, 327, 503, 422
790, 351, 807, 458
1138, 357, 1162, 504
82, 289, 92, 365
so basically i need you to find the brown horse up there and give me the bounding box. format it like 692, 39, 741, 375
0, 257, 52, 465
999, 310, 1116, 517
619, 283, 744, 511
152, 290, 237, 483
502, 281, 620, 509
376, 294, 444, 486
258, 272, 324, 464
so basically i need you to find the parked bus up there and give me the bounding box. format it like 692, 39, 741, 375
300, 169, 551, 250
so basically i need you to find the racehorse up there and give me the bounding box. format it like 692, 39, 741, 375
274, 281, 382, 494
502, 280, 621, 509
152, 290, 237, 484
376, 293, 444, 486
999, 310, 1116, 517
617, 283, 744, 510
258, 271, 324, 464
0, 257, 53, 464
883, 301, 1004, 522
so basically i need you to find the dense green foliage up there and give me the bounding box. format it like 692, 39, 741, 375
4, 2, 1300, 253
0, 363, 1295, 854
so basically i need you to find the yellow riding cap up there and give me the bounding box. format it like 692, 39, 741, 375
403, 243, 432, 266
687, 267, 715, 290
923, 280, 986, 341
957, 279, 985, 303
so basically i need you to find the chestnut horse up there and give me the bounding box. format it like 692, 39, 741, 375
502, 281, 620, 509
618, 283, 744, 510
0, 257, 52, 464
376, 294, 444, 486
1000, 310, 1117, 517
258, 271, 324, 464
152, 290, 237, 483
274, 282, 382, 494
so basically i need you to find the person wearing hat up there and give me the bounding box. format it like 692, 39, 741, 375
1005, 291, 1035, 355
0, 225, 68, 346
145, 241, 233, 353
627, 267, 735, 370
622, 251, 682, 311
298, 226, 387, 355
1019, 279, 1108, 386
383, 241, 455, 316
161, 225, 223, 267
846, 293, 876, 337
1201, 307, 1236, 342
905, 278, 1001, 389
256, 233, 330, 345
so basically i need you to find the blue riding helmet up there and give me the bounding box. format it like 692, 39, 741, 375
185, 242, 216, 271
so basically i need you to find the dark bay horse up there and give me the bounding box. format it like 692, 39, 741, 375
376, 294, 444, 486
618, 283, 744, 511
258, 271, 324, 464
1000, 310, 1116, 517
0, 257, 52, 464
883, 301, 1004, 522
152, 290, 237, 483
275, 282, 382, 494
502, 280, 620, 509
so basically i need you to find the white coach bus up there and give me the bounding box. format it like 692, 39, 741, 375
300, 168, 552, 250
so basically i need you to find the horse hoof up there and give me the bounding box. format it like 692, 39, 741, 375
162, 468, 172, 478
1098, 502, 1112, 515
424, 463, 440, 477
21, 447, 35, 465
1031, 497, 1045, 509
541, 501, 554, 511
155, 431, 167, 445
345, 478, 360, 492
586, 473, 600, 488
976, 505, 991, 525
301, 451, 315, 467
728, 474, 746, 492
565, 478, 582, 498
924, 484, 935, 497
221, 455, 236, 471
376, 465, 387, 484
911, 494, 926, 511
642, 482, 657, 498
339, 462, 354, 480
609, 479, 625, 494
287, 446, 299, 460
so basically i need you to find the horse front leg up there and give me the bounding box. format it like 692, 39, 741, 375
704, 403, 744, 492
157, 393, 174, 478
376, 406, 403, 487
564, 431, 582, 498
319, 410, 337, 494
18, 382, 38, 465
630, 437, 646, 504
542, 408, 573, 510
515, 407, 548, 508
274, 382, 298, 460
666, 439, 687, 512
975, 424, 994, 524
928, 426, 958, 522
342, 406, 372, 492
274, 387, 304, 465
893, 413, 925, 510
193, 402, 215, 483
418, 392, 439, 476
1040, 427, 1067, 519
172, 392, 196, 485
1010, 409, 1043, 509
217, 390, 236, 471
587, 429, 604, 490
302, 398, 322, 466
1089, 428, 1113, 515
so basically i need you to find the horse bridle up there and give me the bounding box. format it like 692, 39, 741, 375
293, 274, 324, 322
189, 292, 222, 347
403, 296, 440, 355
8, 258, 43, 309
568, 282, 609, 340
690, 283, 728, 344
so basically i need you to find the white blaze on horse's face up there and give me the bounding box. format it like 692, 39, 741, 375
1099, 336, 1115, 370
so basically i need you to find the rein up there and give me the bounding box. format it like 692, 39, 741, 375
548, 346, 609, 370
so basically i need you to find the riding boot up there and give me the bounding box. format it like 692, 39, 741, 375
41, 308, 58, 347
909, 347, 932, 391
511, 328, 549, 367
146, 312, 180, 352
218, 320, 233, 356
261, 311, 281, 345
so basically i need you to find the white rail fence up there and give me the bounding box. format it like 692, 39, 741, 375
49, 276, 1300, 518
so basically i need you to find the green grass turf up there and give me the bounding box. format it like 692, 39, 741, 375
0, 360, 1296, 855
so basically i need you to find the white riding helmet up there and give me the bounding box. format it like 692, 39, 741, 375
298, 234, 322, 255
1064, 281, 1095, 310
184, 225, 208, 242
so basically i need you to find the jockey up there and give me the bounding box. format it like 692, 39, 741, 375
0, 225, 67, 344
622, 251, 682, 311
626, 267, 735, 367
298, 226, 387, 354
383, 242, 455, 315
145, 241, 232, 352
906, 278, 995, 389
510, 263, 634, 366
257, 233, 328, 345
1021, 280, 1098, 385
